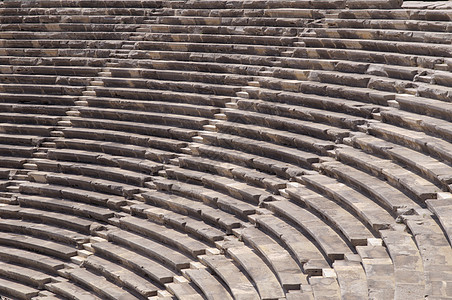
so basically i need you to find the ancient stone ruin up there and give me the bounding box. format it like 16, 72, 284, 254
0, 0, 451, 298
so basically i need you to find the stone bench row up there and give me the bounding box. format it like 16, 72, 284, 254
31, 158, 154, 187
108, 67, 253, 86
176, 155, 286, 193
19, 181, 128, 210
0, 31, 136, 41
310, 27, 452, 45
0, 83, 84, 96
1, 0, 164, 8
190, 142, 311, 181
0, 73, 93, 86
28, 171, 144, 199
337, 9, 452, 21
0, 92, 77, 105
144, 180, 246, 232
0, 39, 129, 50
335, 145, 441, 202
84, 96, 221, 119
0, 23, 142, 32
200, 130, 320, 169
146, 176, 256, 219
165, 166, 274, 206
214, 119, 336, 156
0, 7, 163, 17
131, 203, 226, 244
284, 183, 373, 247
0, 15, 150, 24
0, 103, 70, 116
303, 37, 452, 59
321, 18, 452, 33
148, 24, 300, 36
367, 121, 452, 167
0, 48, 117, 59
296, 46, 447, 70
48, 148, 162, 173
55, 137, 180, 163
350, 133, 452, 192
96, 78, 243, 98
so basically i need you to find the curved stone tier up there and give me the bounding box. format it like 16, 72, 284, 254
0, 0, 451, 299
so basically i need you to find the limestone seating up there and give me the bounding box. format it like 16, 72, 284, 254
1, 0, 164, 8
334, 145, 441, 201
255, 76, 395, 106
379, 229, 427, 299
84, 96, 221, 119
200, 131, 320, 169
251, 213, 330, 275
147, 175, 256, 219
198, 254, 260, 300
308, 276, 341, 299
31, 158, 153, 187
176, 155, 287, 193
0, 230, 77, 260
0, 15, 150, 25
236, 226, 307, 290
190, 142, 311, 180
118, 215, 210, 257
182, 268, 234, 300
318, 160, 422, 213
155, 15, 310, 27
95, 78, 243, 97
350, 133, 452, 191
165, 281, 203, 300
75, 106, 210, 130
284, 183, 374, 246
0, 217, 88, 247
218, 239, 286, 300
236, 98, 368, 130
356, 241, 395, 299
107, 67, 252, 87
135, 41, 295, 57
0, 277, 40, 300
140, 186, 244, 232
91, 240, 177, 285
66, 116, 198, 141
0, 244, 65, 274
380, 108, 452, 143
106, 228, 192, 271
223, 109, 350, 142
0, 82, 84, 96
29, 171, 143, 199
0, 203, 97, 234
337, 9, 452, 21
265, 199, 353, 261
45, 281, 102, 300
65, 267, 140, 300
367, 122, 452, 165
0, 261, 55, 289
148, 24, 300, 36
17, 194, 115, 222
213, 119, 334, 156
300, 173, 397, 231
0, 74, 92, 87
59, 127, 188, 153
171, 8, 322, 19
401, 212, 452, 299
241, 86, 383, 118
0, 92, 77, 106
54, 137, 179, 164
309, 27, 452, 44
82, 254, 160, 298
0, 31, 135, 40
165, 166, 274, 206
0, 23, 143, 32
319, 18, 452, 32
0, 39, 126, 50
19, 181, 127, 210
143, 32, 298, 47
131, 203, 226, 243
0, 7, 160, 16
302, 37, 452, 58
333, 260, 368, 299
0, 48, 116, 59
426, 197, 452, 245
394, 94, 452, 123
